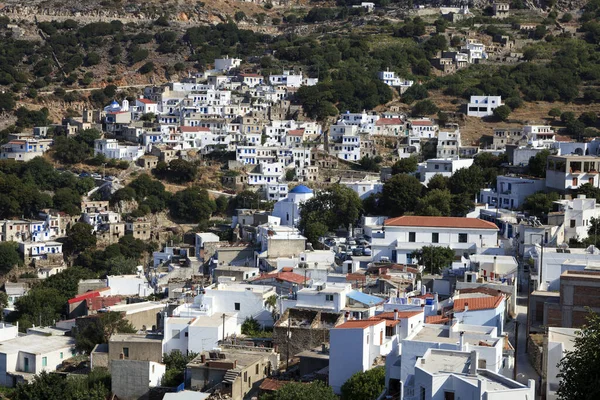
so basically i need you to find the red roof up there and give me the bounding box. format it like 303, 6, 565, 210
453, 295, 504, 312
87, 295, 122, 311
384, 216, 498, 230
137, 98, 156, 104
346, 273, 366, 282
68, 288, 110, 304
426, 315, 449, 324
241, 73, 262, 78
288, 129, 305, 136
335, 319, 384, 329
180, 126, 211, 133
376, 118, 403, 126
252, 271, 308, 285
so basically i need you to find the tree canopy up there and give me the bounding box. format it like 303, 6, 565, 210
341, 367, 385, 400
261, 381, 337, 400
557, 310, 600, 400
411, 245, 455, 274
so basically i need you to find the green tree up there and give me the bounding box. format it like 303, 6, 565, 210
241, 317, 261, 335
415, 189, 452, 216
341, 367, 385, 400
52, 187, 81, 215
412, 99, 439, 116
578, 183, 600, 200
391, 156, 418, 175
548, 108, 562, 120
261, 381, 337, 400
162, 350, 199, 387
528, 149, 550, 178
64, 222, 97, 255
380, 174, 423, 217
299, 184, 363, 233
427, 174, 449, 191
411, 245, 455, 274
557, 310, 600, 400
75, 311, 136, 353
169, 187, 216, 223
13, 287, 66, 330
0, 241, 21, 274
522, 191, 560, 217
493, 105, 511, 121
448, 166, 485, 198
0, 92, 16, 112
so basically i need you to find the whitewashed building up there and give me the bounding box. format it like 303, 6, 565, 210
272, 185, 314, 227
418, 158, 474, 186
467, 96, 503, 117
94, 139, 144, 162
478, 175, 546, 210
370, 216, 498, 264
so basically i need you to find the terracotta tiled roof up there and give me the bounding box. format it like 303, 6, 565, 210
137, 98, 156, 104
241, 73, 262, 78
252, 271, 308, 285
453, 295, 504, 312
287, 129, 305, 136
384, 216, 498, 230
346, 273, 366, 282
426, 315, 449, 324
87, 295, 122, 310
376, 118, 403, 126
335, 319, 384, 329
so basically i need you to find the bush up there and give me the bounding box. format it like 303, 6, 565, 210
139, 62, 155, 74
412, 99, 439, 116
493, 105, 511, 121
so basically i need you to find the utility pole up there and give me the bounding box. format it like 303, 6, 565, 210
514, 320, 519, 381
286, 311, 291, 371
222, 313, 226, 343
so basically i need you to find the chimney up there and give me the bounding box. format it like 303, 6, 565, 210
459, 331, 465, 351
200, 354, 206, 363
394, 309, 399, 321
470, 350, 478, 376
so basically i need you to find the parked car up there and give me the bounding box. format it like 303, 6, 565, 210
79, 172, 90, 178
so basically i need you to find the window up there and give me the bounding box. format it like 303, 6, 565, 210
244, 371, 248, 382
458, 233, 468, 243
256, 364, 259, 374
420, 387, 426, 400
42, 357, 47, 367
172, 329, 181, 339
366, 335, 369, 344
123, 347, 129, 358
235, 302, 241, 311
444, 392, 455, 400
60, 352, 63, 359
325, 294, 334, 302
570, 219, 576, 228
409, 232, 416, 242
432, 232, 439, 243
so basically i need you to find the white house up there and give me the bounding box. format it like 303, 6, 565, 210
467, 95, 503, 117
554, 195, 600, 242
214, 56, 241, 72
248, 162, 285, 186
462, 41, 487, 63
329, 318, 391, 394
408, 119, 439, 139
341, 177, 384, 200
163, 313, 239, 355
173, 283, 276, 328
436, 129, 460, 158
377, 70, 414, 93
418, 158, 474, 186
135, 98, 158, 115
452, 294, 506, 334
18, 241, 62, 260
544, 327, 579, 400
239, 73, 264, 87
280, 282, 352, 315
546, 155, 600, 191
0, 138, 53, 162
94, 139, 144, 162
106, 274, 152, 297
403, 348, 534, 400
272, 185, 314, 227
0, 334, 76, 387
370, 216, 498, 264
268, 71, 303, 88
478, 175, 546, 210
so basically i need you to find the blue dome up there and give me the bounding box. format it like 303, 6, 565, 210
290, 185, 313, 194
